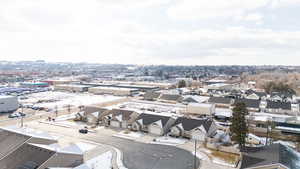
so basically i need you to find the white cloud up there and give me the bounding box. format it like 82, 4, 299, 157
0, 0, 299, 65
167, 0, 268, 20
243, 13, 263, 24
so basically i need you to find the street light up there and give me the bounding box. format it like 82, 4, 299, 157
192, 135, 202, 169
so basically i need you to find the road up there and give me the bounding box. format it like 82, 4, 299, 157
86, 135, 200, 169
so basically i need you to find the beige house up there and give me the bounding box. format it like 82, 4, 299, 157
102, 109, 139, 129
131, 113, 176, 136
186, 103, 215, 116
169, 117, 217, 142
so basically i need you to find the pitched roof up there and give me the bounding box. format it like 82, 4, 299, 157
84, 106, 108, 114
136, 113, 171, 127
172, 117, 213, 132
241, 143, 300, 169
108, 109, 135, 121
159, 94, 183, 102
208, 97, 232, 104
143, 91, 161, 101
234, 98, 260, 108
271, 92, 294, 99
246, 89, 267, 98
266, 101, 291, 110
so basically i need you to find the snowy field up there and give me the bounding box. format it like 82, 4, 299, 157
113, 130, 144, 140
151, 136, 188, 146
20, 91, 123, 110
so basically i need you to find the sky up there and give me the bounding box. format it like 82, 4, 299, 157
0, 0, 300, 65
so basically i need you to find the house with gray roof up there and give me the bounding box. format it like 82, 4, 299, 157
208, 97, 234, 108
234, 98, 261, 112
241, 143, 300, 169
265, 101, 294, 115
131, 113, 176, 136
169, 117, 217, 142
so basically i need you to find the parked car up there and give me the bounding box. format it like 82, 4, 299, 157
79, 128, 88, 134
8, 112, 26, 118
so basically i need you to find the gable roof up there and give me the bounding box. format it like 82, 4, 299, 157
245, 89, 267, 98
234, 98, 260, 108
208, 97, 232, 104
241, 143, 300, 169
136, 113, 171, 127
159, 94, 183, 102
271, 92, 294, 99
183, 96, 209, 103
266, 101, 291, 110
84, 106, 108, 114
172, 117, 213, 132
144, 91, 161, 101
107, 109, 135, 121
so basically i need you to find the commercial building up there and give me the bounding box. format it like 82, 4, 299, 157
0, 95, 19, 113
88, 86, 139, 96
54, 84, 90, 92
19, 82, 49, 88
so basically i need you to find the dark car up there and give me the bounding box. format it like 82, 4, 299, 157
79, 129, 88, 134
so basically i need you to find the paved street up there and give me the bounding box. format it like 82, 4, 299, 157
86, 135, 200, 169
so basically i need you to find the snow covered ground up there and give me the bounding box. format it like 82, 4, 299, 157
113, 130, 144, 140
191, 151, 210, 161
74, 151, 113, 169
151, 136, 187, 146
212, 158, 236, 168
20, 91, 123, 110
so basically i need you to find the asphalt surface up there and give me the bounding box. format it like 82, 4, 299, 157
86, 135, 200, 169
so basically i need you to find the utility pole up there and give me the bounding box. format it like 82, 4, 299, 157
194, 139, 197, 169
21, 104, 24, 128
55, 105, 58, 117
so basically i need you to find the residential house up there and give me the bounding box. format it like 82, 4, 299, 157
245, 90, 267, 100
75, 106, 109, 125
131, 113, 176, 136
182, 95, 209, 104
208, 97, 233, 108
240, 143, 300, 169
270, 92, 294, 102
265, 101, 293, 115
102, 109, 139, 129
233, 98, 260, 112
186, 103, 215, 116
169, 117, 217, 142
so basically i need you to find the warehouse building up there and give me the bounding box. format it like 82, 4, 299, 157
88, 86, 139, 96
0, 95, 19, 113
54, 84, 90, 92
19, 82, 49, 88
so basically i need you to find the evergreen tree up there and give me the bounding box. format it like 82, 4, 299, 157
230, 102, 248, 148
178, 80, 186, 88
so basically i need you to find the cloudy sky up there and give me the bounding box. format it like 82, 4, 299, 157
0, 0, 300, 65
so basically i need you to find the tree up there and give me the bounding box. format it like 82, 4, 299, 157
230, 102, 248, 148
178, 80, 186, 88
263, 81, 296, 95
